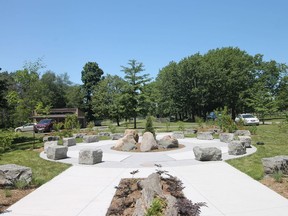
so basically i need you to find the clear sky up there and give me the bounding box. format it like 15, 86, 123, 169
1, 0, 288, 84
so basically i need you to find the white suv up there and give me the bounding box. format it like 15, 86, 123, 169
235, 114, 260, 126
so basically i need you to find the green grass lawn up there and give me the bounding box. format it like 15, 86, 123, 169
0, 150, 70, 187
226, 123, 288, 180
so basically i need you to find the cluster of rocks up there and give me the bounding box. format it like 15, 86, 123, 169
192, 130, 252, 161
114, 130, 180, 152
0, 164, 32, 187
43, 135, 102, 165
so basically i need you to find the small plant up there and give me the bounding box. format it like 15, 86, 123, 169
14, 180, 29, 189
165, 121, 171, 132
87, 121, 95, 130
144, 115, 156, 137
154, 164, 168, 176
4, 189, 12, 198
176, 198, 207, 216
108, 124, 117, 134
195, 116, 204, 129
130, 170, 139, 179
177, 121, 185, 132
145, 196, 166, 216
249, 125, 257, 135
272, 171, 283, 183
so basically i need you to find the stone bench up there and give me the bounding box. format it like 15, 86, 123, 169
63, 137, 76, 147
79, 148, 103, 165
47, 146, 68, 160
0, 164, 32, 187
228, 140, 246, 155
83, 135, 99, 143
197, 132, 213, 140
193, 146, 222, 161
44, 141, 59, 153
172, 131, 185, 139
238, 136, 252, 148
219, 133, 234, 143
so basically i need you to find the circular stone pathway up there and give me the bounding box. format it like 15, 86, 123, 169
40, 133, 257, 168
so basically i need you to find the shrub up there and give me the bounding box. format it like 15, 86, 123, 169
64, 114, 80, 130
215, 107, 237, 133
144, 115, 155, 137
54, 122, 64, 132
0, 132, 14, 153
177, 121, 185, 132
108, 124, 117, 133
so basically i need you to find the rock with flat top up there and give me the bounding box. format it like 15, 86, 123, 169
197, 132, 213, 140
228, 140, 246, 155
193, 146, 222, 161
79, 148, 103, 165
47, 146, 68, 160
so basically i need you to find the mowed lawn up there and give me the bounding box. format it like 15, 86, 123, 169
227, 123, 288, 180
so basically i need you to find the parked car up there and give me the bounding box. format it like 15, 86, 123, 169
235, 113, 260, 126
15, 123, 36, 132
206, 112, 217, 121
34, 119, 55, 133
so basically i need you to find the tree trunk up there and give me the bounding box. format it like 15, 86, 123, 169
133, 116, 137, 129
116, 117, 120, 126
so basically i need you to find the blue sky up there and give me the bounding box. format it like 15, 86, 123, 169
1, 0, 288, 84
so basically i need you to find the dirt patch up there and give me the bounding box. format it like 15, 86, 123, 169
260, 176, 288, 199
0, 188, 35, 213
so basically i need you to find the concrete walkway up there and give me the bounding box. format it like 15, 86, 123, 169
3, 134, 288, 216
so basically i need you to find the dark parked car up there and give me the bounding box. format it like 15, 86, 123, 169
34, 119, 54, 133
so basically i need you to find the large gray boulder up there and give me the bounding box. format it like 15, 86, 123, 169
158, 135, 179, 149
193, 146, 222, 161
114, 134, 136, 149
140, 132, 158, 152
219, 133, 234, 143
172, 131, 185, 139
0, 164, 32, 186
44, 141, 58, 153
234, 130, 251, 136
63, 137, 76, 147
238, 136, 252, 148
262, 156, 288, 175
98, 132, 111, 137
228, 140, 246, 155
47, 146, 68, 160
83, 135, 99, 143
197, 132, 213, 140
79, 149, 103, 165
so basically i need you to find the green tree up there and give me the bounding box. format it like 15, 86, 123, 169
81, 62, 104, 122
144, 115, 155, 137
276, 76, 288, 111
121, 60, 151, 129
202, 47, 255, 119
92, 75, 126, 126
6, 60, 44, 125
246, 86, 278, 124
